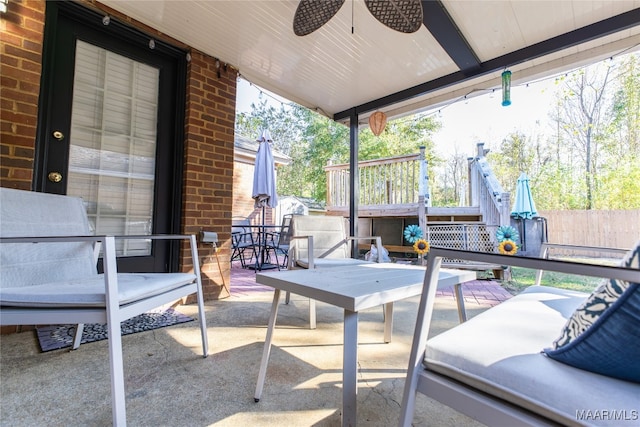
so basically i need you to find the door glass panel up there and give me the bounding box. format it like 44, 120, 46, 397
66, 41, 159, 257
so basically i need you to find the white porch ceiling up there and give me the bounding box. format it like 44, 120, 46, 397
99, 0, 640, 124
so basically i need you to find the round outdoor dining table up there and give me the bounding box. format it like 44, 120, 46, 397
243, 224, 282, 271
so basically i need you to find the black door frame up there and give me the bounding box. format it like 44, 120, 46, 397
35, 1, 187, 273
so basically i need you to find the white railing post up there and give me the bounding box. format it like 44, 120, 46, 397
326, 160, 333, 208
469, 143, 509, 227
419, 147, 430, 207
469, 155, 479, 207
501, 192, 511, 227
418, 147, 428, 237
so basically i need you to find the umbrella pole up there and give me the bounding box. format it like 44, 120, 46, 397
261, 205, 266, 268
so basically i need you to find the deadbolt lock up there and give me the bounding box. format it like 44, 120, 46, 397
48, 171, 63, 183
52, 131, 64, 140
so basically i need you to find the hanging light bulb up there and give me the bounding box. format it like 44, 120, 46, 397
501, 70, 512, 106
369, 111, 387, 136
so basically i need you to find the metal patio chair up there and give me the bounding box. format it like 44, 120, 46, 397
285, 214, 384, 328
265, 214, 292, 268
0, 188, 208, 426
231, 217, 257, 268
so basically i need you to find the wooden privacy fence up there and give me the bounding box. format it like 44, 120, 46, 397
540, 209, 640, 249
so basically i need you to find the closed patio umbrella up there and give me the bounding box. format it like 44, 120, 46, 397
511, 172, 537, 252
511, 172, 537, 219
252, 129, 278, 209
251, 129, 278, 270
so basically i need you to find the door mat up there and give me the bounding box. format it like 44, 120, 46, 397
36, 308, 194, 352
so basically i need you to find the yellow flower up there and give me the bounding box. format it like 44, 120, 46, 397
498, 240, 518, 255
413, 239, 430, 255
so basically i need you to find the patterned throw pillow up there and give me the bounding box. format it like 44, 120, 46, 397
550, 279, 628, 348
544, 241, 640, 382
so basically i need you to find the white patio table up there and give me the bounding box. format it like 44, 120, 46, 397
253, 263, 476, 427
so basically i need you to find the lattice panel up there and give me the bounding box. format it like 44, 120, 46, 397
427, 225, 498, 263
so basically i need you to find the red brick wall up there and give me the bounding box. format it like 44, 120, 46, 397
0, 0, 44, 190
0, 1, 235, 307
183, 51, 236, 300
233, 161, 274, 225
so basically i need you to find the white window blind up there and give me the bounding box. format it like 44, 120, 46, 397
67, 41, 159, 257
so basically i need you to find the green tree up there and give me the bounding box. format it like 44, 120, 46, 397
487, 132, 537, 193
235, 100, 305, 156
597, 54, 640, 209
543, 54, 640, 210
236, 102, 442, 204
294, 109, 350, 201
358, 115, 440, 161
435, 149, 467, 207
237, 54, 640, 211
552, 63, 614, 209
609, 54, 640, 158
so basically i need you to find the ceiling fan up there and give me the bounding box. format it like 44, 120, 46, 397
293, 0, 423, 36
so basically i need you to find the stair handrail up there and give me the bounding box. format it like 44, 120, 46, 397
468, 143, 511, 227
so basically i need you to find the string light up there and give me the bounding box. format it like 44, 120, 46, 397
403, 43, 639, 123
239, 74, 291, 110
238, 42, 640, 124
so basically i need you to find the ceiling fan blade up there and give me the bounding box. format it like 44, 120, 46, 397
365, 0, 423, 33
293, 0, 346, 36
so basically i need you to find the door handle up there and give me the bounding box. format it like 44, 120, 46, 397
48, 171, 63, 183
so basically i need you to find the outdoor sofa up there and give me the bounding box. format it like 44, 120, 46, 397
399, 243, 640, 426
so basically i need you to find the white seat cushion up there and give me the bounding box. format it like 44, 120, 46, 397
0, 273, 196, 307
423, 285, 640, 426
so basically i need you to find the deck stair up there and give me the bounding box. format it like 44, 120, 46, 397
326, 143, 510, 276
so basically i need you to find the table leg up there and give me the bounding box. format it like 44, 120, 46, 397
383, 302, 393, 343
309, 299, 317, 329
454, 283, 467, 322
342, 309, 358, 427
254, 288, 281, 402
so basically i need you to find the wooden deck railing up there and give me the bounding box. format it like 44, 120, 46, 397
325, 147, 429, 208
325, 143, 510, 227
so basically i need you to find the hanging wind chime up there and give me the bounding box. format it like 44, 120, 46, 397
501, 70, 512, 106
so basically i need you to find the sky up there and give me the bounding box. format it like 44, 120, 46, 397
236, 75, 560, 159
428, 79, 558, 158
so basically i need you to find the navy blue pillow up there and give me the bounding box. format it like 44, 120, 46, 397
544, 280, 640, 382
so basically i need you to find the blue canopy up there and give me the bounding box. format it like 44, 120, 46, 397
511, 172, 537, 219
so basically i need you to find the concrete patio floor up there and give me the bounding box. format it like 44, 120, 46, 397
0, 263, 511, 426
